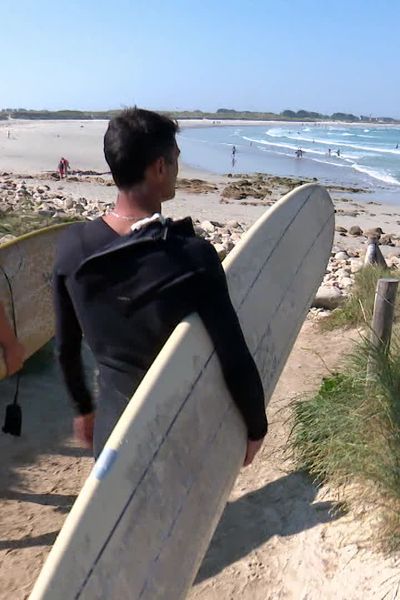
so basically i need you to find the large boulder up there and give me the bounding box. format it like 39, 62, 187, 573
312, 285, 344, 310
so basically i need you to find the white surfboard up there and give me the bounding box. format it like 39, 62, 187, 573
29, 183, 334, 600
0, 223, 71, 379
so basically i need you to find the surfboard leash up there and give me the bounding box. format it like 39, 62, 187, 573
0, 264, 22, 436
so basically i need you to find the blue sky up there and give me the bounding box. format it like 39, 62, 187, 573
1, 0, 399, 117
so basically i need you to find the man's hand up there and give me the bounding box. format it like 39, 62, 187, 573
4, 340, 25, 376
243, 438, 264, 467
74, 413, 95, 449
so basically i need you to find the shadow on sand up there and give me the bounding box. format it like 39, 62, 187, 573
195, 471, 344, 583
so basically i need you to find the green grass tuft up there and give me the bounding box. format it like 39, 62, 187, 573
290, 337, 400, 552
321, 266, 400, 331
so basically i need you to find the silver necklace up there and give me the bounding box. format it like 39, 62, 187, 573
108, 211, 142, 221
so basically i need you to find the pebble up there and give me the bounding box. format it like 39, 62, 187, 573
349, 225, 363, 236
200, 220, 215, 233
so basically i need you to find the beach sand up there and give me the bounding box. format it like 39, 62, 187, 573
1, 120, 400, 599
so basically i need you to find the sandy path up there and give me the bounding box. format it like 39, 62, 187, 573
189, 321, 399, 600
1, 323, 399, 599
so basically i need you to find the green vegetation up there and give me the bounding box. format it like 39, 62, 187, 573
0, 212, 83, 238
291, 265, 400, 551
321, 266, 400, 330
290, 337, 400, 552
1, 107, 398, 123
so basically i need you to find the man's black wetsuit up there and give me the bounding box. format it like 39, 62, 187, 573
53, 216, 268, 457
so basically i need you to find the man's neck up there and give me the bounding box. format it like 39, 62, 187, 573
114, 189, 162, 219
102, 189, 162, 236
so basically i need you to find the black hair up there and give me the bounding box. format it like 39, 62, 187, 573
104, 107, 179, 189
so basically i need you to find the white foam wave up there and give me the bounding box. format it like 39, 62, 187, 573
312, 158, 352, 169
243, 136, 328, 157
352, 164, 400, 186
283, 134, 400, 155
265, 128, 288, 137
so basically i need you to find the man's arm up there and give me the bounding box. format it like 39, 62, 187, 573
194, 242, 268, 444
53, 270, 93, 416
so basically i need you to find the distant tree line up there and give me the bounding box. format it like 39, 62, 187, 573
0, 107, 398, 124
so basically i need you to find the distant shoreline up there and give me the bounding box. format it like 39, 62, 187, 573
1, 109, 399, 125
2, 118, 400, 130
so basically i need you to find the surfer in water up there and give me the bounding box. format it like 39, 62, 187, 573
0, 302, 25, 375
54, 108, 268, 466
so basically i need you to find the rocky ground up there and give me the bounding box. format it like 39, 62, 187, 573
2, 171, 400, 320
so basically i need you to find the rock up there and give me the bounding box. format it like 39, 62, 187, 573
313, 286, 344, 310
366, 227, 384, 238
316, 310, 332, 319
349, 225, 363, 236
227, 220, 240, 229
38, 209, 55, 217
200, 220, 215, 233
211, 233, 223, 244
388, 252, 400, 260
350, 259, 363, 273
380, 234, 394, 246
335, 226, 348, 233
65, 198, 74, 209
335, 267, 351, 278
224, 240, 235, 253
214, 243, 227, 261
0, 234, 17, 245
334, 251, 348, 260
339, 277, 354, 288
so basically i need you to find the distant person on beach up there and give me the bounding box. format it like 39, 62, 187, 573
54, 107, 268, 465
0, 302, 25, 375
58, 157, 70, 179
328, 148, 331, 156
7, 130, 10, 139
336, 149, 341, 157
295, 148, 303, 158
396, 144, 399, 150
232, 145, 236, 157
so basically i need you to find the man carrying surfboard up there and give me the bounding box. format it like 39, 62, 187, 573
53, 108, 268, 466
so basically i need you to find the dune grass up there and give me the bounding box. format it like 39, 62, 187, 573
290, 336, 400, 552
321, 266, 400, 331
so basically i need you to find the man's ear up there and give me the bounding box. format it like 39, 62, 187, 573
157, 156, 166, 176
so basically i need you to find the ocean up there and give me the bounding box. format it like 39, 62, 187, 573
178, 123, 400, 200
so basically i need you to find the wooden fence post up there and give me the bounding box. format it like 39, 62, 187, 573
370, 278, 399, 351
367, 278, 399, 380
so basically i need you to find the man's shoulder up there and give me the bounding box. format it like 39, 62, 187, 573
182, 233, 222, 272
57, 220, 87, 250
55, 219, 104, 274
